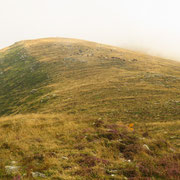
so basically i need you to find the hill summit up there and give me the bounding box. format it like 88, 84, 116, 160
0, 38, 180, 119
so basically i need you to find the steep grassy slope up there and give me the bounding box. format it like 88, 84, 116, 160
0, 44, 49, 115
0, 38, 180, 122
0, 38, 180, 179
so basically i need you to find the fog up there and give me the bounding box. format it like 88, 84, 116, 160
1, 0, 180, 61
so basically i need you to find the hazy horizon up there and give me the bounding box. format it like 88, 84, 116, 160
1, 0, 180, 61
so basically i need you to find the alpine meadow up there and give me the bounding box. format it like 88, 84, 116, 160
0, 38, 180, 179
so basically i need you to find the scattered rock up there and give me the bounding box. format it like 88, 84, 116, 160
40, 96, 50, 103
170, 148, 176, 152
111, 56, 120, 59
176, 143, 180, 147
167, 100, 180, 104
132, 58, 138, 62
110, 170, 118, 173
5, 165, 20, 174
170, 136, 177, 139
52, 94, 57, 98
63, 57, 76, 61
119, 158, 126, 162
62, 156, 68, 160
143, 144, 150, 151
11, 161, 17, 165
106, 169, 118, 175
30, 89, 38, 94
139, 137, 145, 140
87, 54, 93, 57
32, 172, 46, 178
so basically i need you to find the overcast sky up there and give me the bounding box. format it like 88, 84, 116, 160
0, 0, 180, 61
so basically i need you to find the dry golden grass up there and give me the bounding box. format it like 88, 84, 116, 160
0, 38, 180, 179
0, 113, 179, 179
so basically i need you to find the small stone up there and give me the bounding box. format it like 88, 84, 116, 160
52, 94, 57, 97
143, 144, 150, 151
170, 148, 175, 152
170, 136, 177, 139
132, 58, 138, 62
5, 165, 20, 174
11, 161, 17, 165
110, 170, 118, 173
62, 156, 68, 160
30, 89, 37, 94
139, 137, 145, 140
119, 157, 126, 162
32, 172, 46, 178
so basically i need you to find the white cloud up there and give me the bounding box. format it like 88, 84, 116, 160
0, 0, 180, 61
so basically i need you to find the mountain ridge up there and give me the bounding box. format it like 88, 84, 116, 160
0, 38, 180, 118
0, 38, 179, 179
2, 37, 180, 64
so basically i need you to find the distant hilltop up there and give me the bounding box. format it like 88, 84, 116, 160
0, 37, 180, 116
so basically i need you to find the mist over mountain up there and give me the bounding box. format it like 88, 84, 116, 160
117, 41, 180, 62
1, 0, 180, 62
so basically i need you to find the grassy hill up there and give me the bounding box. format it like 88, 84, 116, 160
0, 38, 179, 179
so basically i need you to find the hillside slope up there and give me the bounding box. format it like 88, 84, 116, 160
0, 38, 180, 121
0, 38, 180, 179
